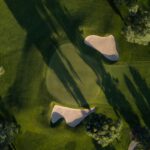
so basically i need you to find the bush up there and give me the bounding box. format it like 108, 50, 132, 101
0, 116, 20, 149
110, 0, 150, 45
85, 113, 122, 148
122, 4, 150, 45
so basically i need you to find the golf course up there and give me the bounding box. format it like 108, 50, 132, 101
0, 0, 150, 149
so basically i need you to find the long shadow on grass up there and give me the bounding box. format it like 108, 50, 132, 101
49, 50, 89, 108
0, 97, 16, 123
129, 66, 150, 108
5, 0, 141, 127
44, 0, 84, 46
106, 0, 126, 25
58, 50, 82, 82
4, 1, 143, 149
44, 0, 141, 128
4, 0, 59, 108
44, 0, 118, 63
83, 60, 141, 149
124, 67, 150, 127
95, 60, 140, 129
5, 0, 89, 108
5, 0, 58, 64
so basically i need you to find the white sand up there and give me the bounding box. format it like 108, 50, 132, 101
84, 35, 119, 61
51, 105, 95, 127
0, 66, 5, 76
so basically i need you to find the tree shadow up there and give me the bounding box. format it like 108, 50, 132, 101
44, 0, 90, 107
76, 47, 141, 129
44, 0, 121, 65
44, 0, 142, 129
129, 66, 150, 108
5, 0, 89, 108
65, 141, 76, 150
69, 51, 140, 129
5, 0, 59, 64
76, 48, 141, 129
0, 97, 17, 123
44, 0, 84, 46
106, 0, 126, 25
58, 50, 82, 83
5, 0, 141, 129
124, 67, 150, 127
95, 60, 140, 129
49, 50, 89, 108
81, 61, 142, 148
4, 0, 59, 109
4, 1, 147, 149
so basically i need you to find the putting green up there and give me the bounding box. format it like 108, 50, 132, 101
46, 43, 100, 107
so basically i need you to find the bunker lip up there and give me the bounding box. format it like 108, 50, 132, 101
84, 35, 119, 61
51, 105, 95, 127
128, 140, 139, 150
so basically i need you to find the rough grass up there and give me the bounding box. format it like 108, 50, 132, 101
0, 0, 150, 150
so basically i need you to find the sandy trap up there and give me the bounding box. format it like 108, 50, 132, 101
51, 105, 95, 127
84, 35, 119, 61
128, 141, 138, 150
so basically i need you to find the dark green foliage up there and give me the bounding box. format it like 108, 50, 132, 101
107, 0, 150, 45
122, 4, 150, 45
0, 114, 20, 149
126, 7, 148, 33
85, 113, 122, 147
132, 126, 150, 150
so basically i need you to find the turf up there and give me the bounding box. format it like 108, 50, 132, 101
0, 0, 150, 150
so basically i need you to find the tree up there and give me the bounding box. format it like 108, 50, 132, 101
85, 113, 122, 148
123, 4, 150, 45
0, 121, 19, 150
107, 0, 150, 45
0, 102, 20, 150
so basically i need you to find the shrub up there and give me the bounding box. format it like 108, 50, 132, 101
110, 0, 150, 45
85, 113, 122, 147
0, 116, 20, 149
122, 4, 150, 45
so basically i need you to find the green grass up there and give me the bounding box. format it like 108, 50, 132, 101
0, 0, 150, 149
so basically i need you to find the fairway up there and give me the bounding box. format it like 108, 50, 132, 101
0, 0, 150, 150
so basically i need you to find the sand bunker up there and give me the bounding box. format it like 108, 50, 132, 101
84, 35, 119, 61
128, 141, 138, 150
0, 66, 5, 76
51, 105, 95, 127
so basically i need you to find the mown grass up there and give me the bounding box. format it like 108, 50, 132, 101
0, 0, 150, 149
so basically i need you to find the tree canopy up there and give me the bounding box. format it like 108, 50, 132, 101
85, 113, 122, 148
